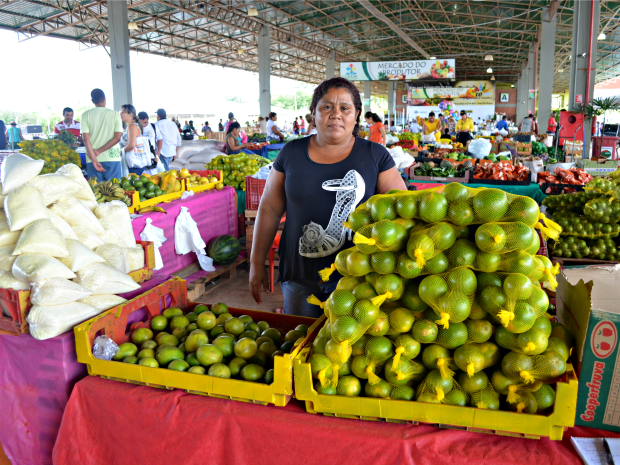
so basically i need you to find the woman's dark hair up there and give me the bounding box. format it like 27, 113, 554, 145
121, 104, 140, 127
364, 111, 381, 123
226, 121, 241, 135
429, 111, 436, 117
390, 120, 394, 126
268, 112, 277, 119
310, 77, 362, 136
384, 120, 388, 126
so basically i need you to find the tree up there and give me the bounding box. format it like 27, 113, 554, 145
225, 96, 247, 104
272, 90, 313, 112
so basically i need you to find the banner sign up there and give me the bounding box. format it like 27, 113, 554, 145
340, 59, 455, 81
406, 80, 495, 106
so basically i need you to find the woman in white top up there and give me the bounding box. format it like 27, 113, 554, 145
267, 112, 284, 142
120, 104, 149, 176
304, 113, 317, 136
258, 116, 268, 134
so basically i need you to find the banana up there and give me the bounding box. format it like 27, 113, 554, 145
137, 206, 167, 214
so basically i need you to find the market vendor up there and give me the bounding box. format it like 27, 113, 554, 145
225, 122, 251, 154
422, 111, 442, 142
54, 107, 82, 144
267, 112, 284, 142
249, 77, 406, 317
496, 115, 509, 132
455, 110, 474, 146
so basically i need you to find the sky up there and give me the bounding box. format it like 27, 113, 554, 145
0, 29, 315, 121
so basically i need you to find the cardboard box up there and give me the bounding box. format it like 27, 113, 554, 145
557, 266, 620, 432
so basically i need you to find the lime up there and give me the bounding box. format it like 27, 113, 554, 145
261, 328, 282, 345
249, 350, 268, 367
113, 342, 138, 361
215, 313, 234, 326
336, 375, 362, 397
315, 382, 337, 395
150, 315, 168, 331
225, 318, 245, 336
228, 357, 248, 377
168, 359, 189, 371
259, 340, 278, 356
209, 325, 225, 339
197, 311, 216, 331
196, 344, 224, 366
193, 304, 209, 315
419, 192, 448, 223
443, 182, 469, 202
210, 302, 229, 316
239, 330, 258, 340
213, 335, 235, 357
185, 330, 209, 352
188, 366, 206, 375
234, 338, 258, 359
246, 322, 260, 334
240, 364, 266, 382
185, 312, 198, 323
208, 363, 231, 378
141, 340, 157, 350
155, 331, 170, 343
238, 315, 253, 324
352, 300, 380, 326
264, 369, 275, 384
158, 334, 179, 347
280, 341, 294, 353
137, 348, 155, 360
138, 357, 158, 368
285, 329, 304, 343
172, 328, 188, 340
365, 379, 391, 398
504, 273, 533, 301
163, 307, 183, 319
123, 356, 138, 364
473, 188, 508, 222
257, 321, 270, 333
185, 352, 201, 366
155, 346, 184, 367
132, 327, 153, 345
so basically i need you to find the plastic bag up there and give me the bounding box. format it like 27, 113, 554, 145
26, 301, 99, 340
92, 335, 119, 360
99, 227, 122, 246
74, 262, 140, 295
415, 370, 466, 406
127, 245, 145, 271
80, 294, 127, 311
454, 341, 500, 377
501, 350, 566, 384
0, 270, 28, 290
12, 218, 69, 258
55, 163, 98, 201
47, 209, 79, 240
95, 244, 129, 273
60, 238, 107, 272
174, 206, 205, 255
50, 196, 105, 235
78, 198, 98, 211
30, 277, 93, 306
0, 255, 16, 272
5, 184, 49, 231
467, 138, 492, 159
140, 218, 166, 270
0, 183, 6, 210
0, 221, 20, 247
94, 201, 136, 248
187, 150, 224, 164
12, 253, 76, 282
181, 190, 194, 200
72, 226, 105, 250
27, 174, 83, 206
1, 153, 44, 195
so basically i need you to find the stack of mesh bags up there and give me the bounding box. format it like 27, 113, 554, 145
306, 183, 572, 413
0, 153, 143, 340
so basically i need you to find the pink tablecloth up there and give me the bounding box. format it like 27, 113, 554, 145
131, 187, 238, 276
0, 275, 172, 465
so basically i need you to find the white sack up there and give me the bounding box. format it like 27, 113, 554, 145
13, 253, 76, 282
28, 174, 83, 206
27, 301, 100, 340
1, 153, 44, 195
79, 294, 127, 312
74, 263, 140, 295
50, 196, 105, 235
60, 238, 107, 272
30, 278, 93, 306
5, 185, 49, 231
12, 219, 69, 257
94, 201, 136, 248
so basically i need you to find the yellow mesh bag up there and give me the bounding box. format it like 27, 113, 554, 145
454, 341, 500, 377
371, 273, 407, 305
501, 350, 567, 384
458, 370, 490, 395
475, 222, 536, 255
419, 267, 477, 328
364, 378, 417, 400
415, 369, 464, 405
406, 222, 457, 268
495, 324, 549, 355
435, 321, 469, 349
421, 344, 457, 380
411, 317, 439, 344
384, 354, 427, 385
584, 197, 620, 223
468, 380, 500, 410
350, 335, 394, 385
336, 275, 366, 291
464, 318, 493, 343
584, 177, 615, 195
532, 384, 556, 413
353, 220, 408, 254
309, 353, 333, 387
390, 334, 421, 369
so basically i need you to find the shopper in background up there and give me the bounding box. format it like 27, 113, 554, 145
155, 108, 182, 171
6, 121, 24, 150
249, 76, 406, 315
390, 120, 397, 132
304, 113, 316, 136
258, 116, 268, 134
455, 110, 474, 146
532, 116, 539, 135
54, 107, 81, 142
438, 114, 446, 132
496, 115, 509, 131
218, 119, 224, 131
293, 117, 299, 135
447, 116, 457, 135
267, 112, 284, 142
225, 122, 250, 155
409, 119, 422, 134
81, 89, 122, 181
299, 115, 306, 133
138, 112, 157, 155
171, 117, 181, 130
0, 120, 6, 150
422, 111, 442, 142
120, 104, 150, 176
224, 112, 236, 133
182, 120, 190, 130
201, 121, 212, 133
547, 112, 558, 135
518, 114, 534, 133
364, 111, 386, 146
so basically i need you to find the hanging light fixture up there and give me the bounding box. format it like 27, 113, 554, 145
128, 21, 138, 30
490, 76, 495, 81
486, 67, 493, 73
430, 56, 436, 59
237, 49, 244, 56
558, 68, 564, 73
598, 32, 606, 40
485, 55, 493, 61
248, 6, 258, 16
511, 84, 515, 87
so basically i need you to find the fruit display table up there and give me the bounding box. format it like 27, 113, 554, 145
54, 376, 617, 465
0, 276, 172, 465
131, 186, 238, 276
410, 180, 546, 204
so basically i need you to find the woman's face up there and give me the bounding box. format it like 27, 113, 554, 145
428, 115, 435, 122
232, 127, 240, 136
272, 115, 277, 121
365, 117, 373, 125
314, 87, 359, 142
119, 109, 132, 123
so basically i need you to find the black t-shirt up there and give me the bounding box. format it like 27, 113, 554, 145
272, 136, 395, 284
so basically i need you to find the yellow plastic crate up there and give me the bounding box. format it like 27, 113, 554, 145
127, 241, 155, 284
187, 170, 222, 194
293, 343, 578, 440
74, 278, 324, 406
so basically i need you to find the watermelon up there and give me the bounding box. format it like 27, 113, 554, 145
208, 235, 240, 265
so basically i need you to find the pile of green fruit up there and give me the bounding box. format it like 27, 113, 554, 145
111, 302, 308, 384
304, 183, 571, 414
204, 153, 270, 191
532, 141, 547, 156
17, 139, 82, 174
484, 154, 511, 162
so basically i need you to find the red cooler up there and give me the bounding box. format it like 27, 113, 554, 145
592, 136, 620, 159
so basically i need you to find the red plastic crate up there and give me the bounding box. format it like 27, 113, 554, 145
0, 287, 31, 335
245, 176, 266, 210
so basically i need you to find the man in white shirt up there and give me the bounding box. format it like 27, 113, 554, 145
409, 120, 421, 133
154, 108, 181, 171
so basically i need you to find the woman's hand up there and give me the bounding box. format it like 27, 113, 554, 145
249, 263, 270, 304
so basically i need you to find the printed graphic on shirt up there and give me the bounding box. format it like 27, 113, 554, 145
299, 170, 365, 258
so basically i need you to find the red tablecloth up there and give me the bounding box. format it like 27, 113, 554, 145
0, 275, 172, 465
131, 187, 238, 276
53, 376, 620, 465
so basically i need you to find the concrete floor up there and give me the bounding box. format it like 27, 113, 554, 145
195, 269, 284, 313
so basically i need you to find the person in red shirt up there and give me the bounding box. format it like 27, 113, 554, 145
547, 111, 558, 135
54, 107, 82, 143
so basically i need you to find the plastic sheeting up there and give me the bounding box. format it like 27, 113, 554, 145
53, 376, 619, 465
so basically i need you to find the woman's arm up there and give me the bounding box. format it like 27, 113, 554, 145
227, 135, 245, 151
380, 125, 387, 145
249, 169, 286, 303
422, 123, 428, 135
123, 124, 138, 153
376, 166, 407, 194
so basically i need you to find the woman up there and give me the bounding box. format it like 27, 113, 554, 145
532, 116, 539, 135
249, 77, 406, 316
304, 113, 316, 136
202, 121, 212, 134
455, 110, 474, 146
224, 112, 236, 133
258, 116, 268, 134
6, 122, 24, 150
226, 122, 250, 154
447, 116, 457, 136
120, 104, 150, 176
422, 112, 441, 142
438, 114, 446, 132
0, 121, 7, 150
364, 111, 387, 146
267, 112, 284, 142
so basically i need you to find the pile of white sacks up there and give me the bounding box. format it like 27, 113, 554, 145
0, 154, 145, 340
170, 139, 226, 171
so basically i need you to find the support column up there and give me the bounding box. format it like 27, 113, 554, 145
387, 81, 396, 124
325, 50, 335, 80
107, 0, 132, 111
258, 25, 271, 118
538, 6, 557, 133
569, 0, 600, 156
364, 81, 371, 114
526, 45, 536, 116
516, 71, 528, 123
